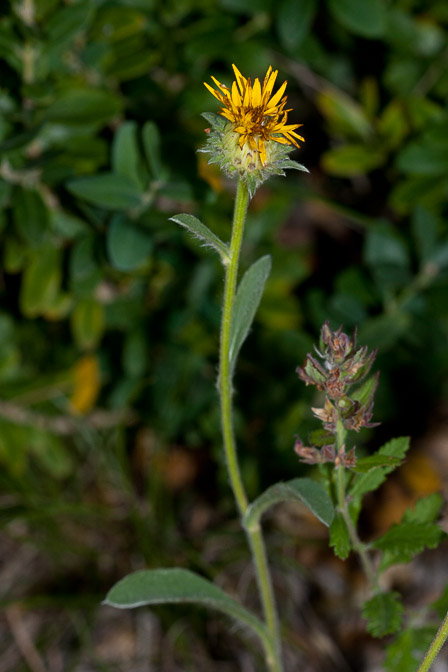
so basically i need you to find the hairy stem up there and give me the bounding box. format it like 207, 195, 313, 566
417, 610, 448, 672
335, 419, 378, 589
218, 179, 283, 672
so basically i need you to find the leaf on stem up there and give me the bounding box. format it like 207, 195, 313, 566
104, 568, 266, 641
362, 591, 404, 638
350, 436, 410, 498
243, 478, 334, 531
229, 255, 271, 373
329, 512, 351, 559
170, 213, 230, 263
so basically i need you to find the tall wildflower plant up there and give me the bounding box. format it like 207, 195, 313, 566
104, 66, 448, 672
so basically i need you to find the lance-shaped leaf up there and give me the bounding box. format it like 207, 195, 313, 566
353, 454, 403, 473
170, 214, 230, 263
229, 255, 271, 373
243, 478, 334, 531
104, 569, 266, 642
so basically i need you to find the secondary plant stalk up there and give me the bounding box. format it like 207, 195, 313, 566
218, 178, 283, 672
335, 419, 378, 590
417, 610, 448, 672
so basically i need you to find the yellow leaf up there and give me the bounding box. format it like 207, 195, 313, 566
70, 355, 101, 415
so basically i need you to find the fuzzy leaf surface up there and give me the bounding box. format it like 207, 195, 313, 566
243, 478, 334, 531
170, 214, 229, 262
104, 569, 266, 641
362, 592, 403, 638
229, 255, 271, 373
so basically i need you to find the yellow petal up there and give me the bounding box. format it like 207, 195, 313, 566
232, 63, 247, 95
231, 80, 241, 107
204, 82, 224, 103
267, 80, 287, 109
263, 68, 278, 101
243, 80, 251, 107
252, 78, 262, 106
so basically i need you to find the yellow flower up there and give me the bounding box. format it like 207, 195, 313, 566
204, 64, 304, 167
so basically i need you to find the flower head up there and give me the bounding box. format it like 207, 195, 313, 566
204, 64, 304, 167
201, 64, 307, 196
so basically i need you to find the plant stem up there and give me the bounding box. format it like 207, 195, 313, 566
335, 419, 378, 590
218, 178, 283, 672
219, 178, 250, 516
417, 610, 448, 672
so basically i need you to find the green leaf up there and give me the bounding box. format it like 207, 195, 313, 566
277, 0, 317, 52
71, 298, 104, 350
397, 139, 448, 176
385, 627, 436, 672
364, 223, 410, 269
67, 174, 143, 210
142, 121, 163, 180
20, 248, 61, 318
229, 255, 271, 373
350, 373, 378, 407
107, 214, 152, 271
322, 145, 383, 177
30, 431, 74, 479
374, 521, 443, 571
44, 89, 122, 126
243, 478, 334, 531
411, 206, 438, 266
350, 437, 410, 498
357, 313, 411, 351
353, 455, 402, 473
170, 213, 230, 263
329, 512, 351, 559
13, 187, 49, 247
362, 592, 404, 638
403, 493, 443, 525
328, 0, 386, 37
46, 0, 92, 49
112, 121, 142, 188
317, 90, 372, 140
104, 569, 266, 641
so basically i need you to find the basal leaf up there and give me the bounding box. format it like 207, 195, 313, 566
362, 592, 404, 638
104, 569, 266, 641
229, 255, 271, 373
243, 478, 334, 531
170, 213, 229, 263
